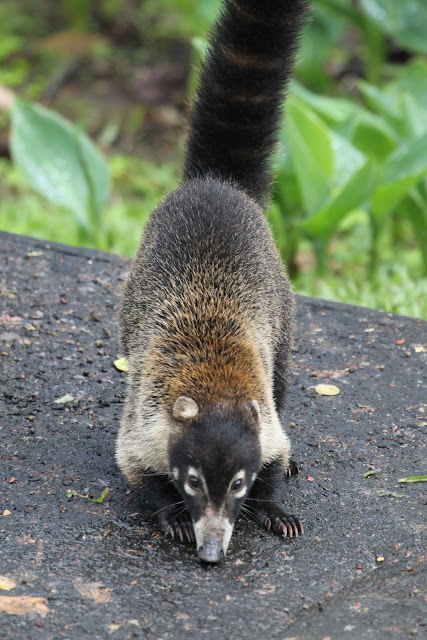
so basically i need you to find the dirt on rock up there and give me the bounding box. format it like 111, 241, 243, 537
0, 231, 426, 639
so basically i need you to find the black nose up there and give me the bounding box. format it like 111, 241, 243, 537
198, 540, 225, 563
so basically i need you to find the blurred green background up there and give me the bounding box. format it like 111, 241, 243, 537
0, 0, 426, 318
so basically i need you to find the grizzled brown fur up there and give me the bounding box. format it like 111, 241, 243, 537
116, 0, 308, 557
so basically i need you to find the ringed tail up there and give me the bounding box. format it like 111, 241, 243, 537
183, 0, 308, 207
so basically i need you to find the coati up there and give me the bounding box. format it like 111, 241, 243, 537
116, 0, 308, 563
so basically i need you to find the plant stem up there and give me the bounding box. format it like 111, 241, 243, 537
368, 209, 379, 278
313, 238, 328, 276
363, 15, 386, 85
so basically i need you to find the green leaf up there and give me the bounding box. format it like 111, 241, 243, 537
292, 82, 397, 162
292, 82, 356, 124
91, 488, 110, 503
378, 490, 404, 498
358, 81, 402, 129
302, 160, 377, 238
396, 58, 427, 108
54, 393, 74, 404
66, 487, 110, 502
400, 92, 427, 139
398, 476, 427, 483
11, 99, 110, 239
286, 97, 334, 215
351, 113, 397, 161
363, 469, 377, 478
399, 189, 427, 274
372, 132, 427, 219
360, 0, 427, 55
330, 131, 366, 188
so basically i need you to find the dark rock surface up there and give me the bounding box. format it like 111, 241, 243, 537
1, 231, 426, 639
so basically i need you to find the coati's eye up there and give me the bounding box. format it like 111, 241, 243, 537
189, 475, 199, 489
232, 478, 244, 492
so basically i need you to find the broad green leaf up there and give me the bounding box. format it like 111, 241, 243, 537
292, 82, 397, 161
11, 99, 110, 235
292, 82, 356, 124
303, 161, 377, 237
400, 92, 427, 139
396, 57, 427, 108
330, 131, 366, 188
372, 132, 427, 218
297, 3, 349, 90
360, 0, 427, 55
286, 97, 334, 215
358, 81, 402, 129
351, 114, 397, 161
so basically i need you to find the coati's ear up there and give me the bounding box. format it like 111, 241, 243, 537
173, 396, 199, 421
246, 399, 260, 423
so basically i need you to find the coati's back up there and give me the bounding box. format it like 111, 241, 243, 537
117, 0, 308, 563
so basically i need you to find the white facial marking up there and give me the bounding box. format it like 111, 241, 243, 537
172, 467, 179, 481
193, 506, 234, 558
173, 396, 199, 420
184, 466, 210, 498
229, 469, 247, 499
184, 465, 199, 496
184, 484, 197, 496
251, 472, 257, 483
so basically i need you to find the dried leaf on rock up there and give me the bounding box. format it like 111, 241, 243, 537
0, 595, 49, 616
0, 577, 17, 591
73, 578, 112, 604
315, 384, 340, 396
114, 357, 129, 372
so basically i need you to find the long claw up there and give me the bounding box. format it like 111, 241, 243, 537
265, 517, 271, 530
176, 525, 184, 542
167, 525, 174, 539
184, 523, 193, 543
286, 523, 293, 539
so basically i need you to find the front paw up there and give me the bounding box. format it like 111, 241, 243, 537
285, 458, 299, 477
262, 506, 303, 539
165, 512, 195, 543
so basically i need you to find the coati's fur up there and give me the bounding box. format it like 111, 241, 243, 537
117, 0, 308, 562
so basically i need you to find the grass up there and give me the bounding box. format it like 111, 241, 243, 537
1, 156, 425, 319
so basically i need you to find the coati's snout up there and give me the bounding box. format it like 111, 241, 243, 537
169, 398, 262, 562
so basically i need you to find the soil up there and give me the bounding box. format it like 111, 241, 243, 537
0, 231, 426, 639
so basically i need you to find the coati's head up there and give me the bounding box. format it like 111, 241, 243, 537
169, 396, 262, 563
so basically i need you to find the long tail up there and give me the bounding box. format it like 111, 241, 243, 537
183, 0, 308, 207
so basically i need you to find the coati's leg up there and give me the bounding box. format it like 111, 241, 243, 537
273, 328, 300, 476
246, 459, 303, 538
142, 475, 195, 543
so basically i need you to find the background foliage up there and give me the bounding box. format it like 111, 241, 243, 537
0, 0, 426, 318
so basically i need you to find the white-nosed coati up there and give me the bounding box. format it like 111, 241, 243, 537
116, 0, 308, 563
